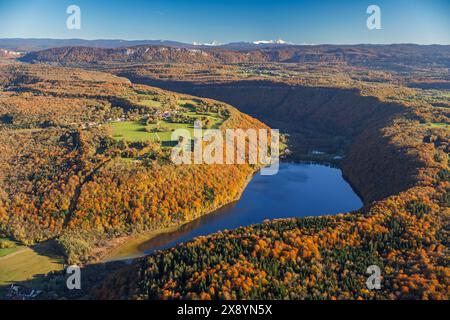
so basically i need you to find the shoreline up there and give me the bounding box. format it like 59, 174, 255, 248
96, 167, 256, 263
0, 160, 362, 288
98, 159, 363, 263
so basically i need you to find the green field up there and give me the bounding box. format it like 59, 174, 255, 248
0, 238, 22, 258
182, 111, 223, 129
109, 112, 223, 144
137, 94, 163, 108
177, 98, 201, 107
109, 120, 193, 143
428, 122, 449, 129
139, 99, 162, 108
0, 242, 63, 287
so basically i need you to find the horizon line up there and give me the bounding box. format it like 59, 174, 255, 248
0, 37, 450, 47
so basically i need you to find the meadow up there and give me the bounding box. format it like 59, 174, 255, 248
0, 241, 63, 288
108, 120, 182, 143
0, 238, 21, 258
108, 110, 223, 144
428, 122, 449, 129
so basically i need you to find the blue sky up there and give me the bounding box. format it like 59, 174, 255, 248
0, 0, 449, 44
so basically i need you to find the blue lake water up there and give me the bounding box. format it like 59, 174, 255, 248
114, 162, 363, 260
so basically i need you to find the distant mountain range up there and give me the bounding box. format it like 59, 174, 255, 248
18, 43, 450, 69
0, 38, 301, 52
1, 38, 449, 71
0, 38, 192, 51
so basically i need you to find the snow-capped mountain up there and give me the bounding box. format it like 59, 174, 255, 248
252, 39, 292, 45
193, 40, 223, 46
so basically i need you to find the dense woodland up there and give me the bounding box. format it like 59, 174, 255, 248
21, 44, 450, 73
85, 53, 448, 300
0, 45, 449, 299
0, 64, 267, 263
96, 117, 449, 299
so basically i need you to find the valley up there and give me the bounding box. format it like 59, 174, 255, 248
0, 63, 267, 261
0, 43, 448, 300
105, 162, 363, 262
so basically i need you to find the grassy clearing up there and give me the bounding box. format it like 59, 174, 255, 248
0, 238, 22, 258
137, 94, 163, 108
139, 99, 162, 108
108, 112, 223, 144
109, 120, 193, 143
177, 98, 201, 107
0, 242, 64, 287
109, 120, 159, 142
147, 121, 195, 142
182, 111, 223, 129
428, 122, 449, 129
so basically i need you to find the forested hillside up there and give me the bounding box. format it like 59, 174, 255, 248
87, 58, 450, 300
0, 63, 267, 263
96, 99, 449, 299
2, 45, 449, 299
21, 44, 450, 71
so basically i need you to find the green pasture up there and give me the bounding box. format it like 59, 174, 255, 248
108, 112, 223, 144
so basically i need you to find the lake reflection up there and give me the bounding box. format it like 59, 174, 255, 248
117, 163, 363, 260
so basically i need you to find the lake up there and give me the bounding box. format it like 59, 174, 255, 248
107, 162, 363, 261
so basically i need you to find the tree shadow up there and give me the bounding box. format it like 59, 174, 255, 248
161, 140, 178, 148
0, 239, 129, 300
30, 239, 65, 260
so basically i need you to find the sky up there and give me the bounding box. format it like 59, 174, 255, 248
0, 0, 449, 44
